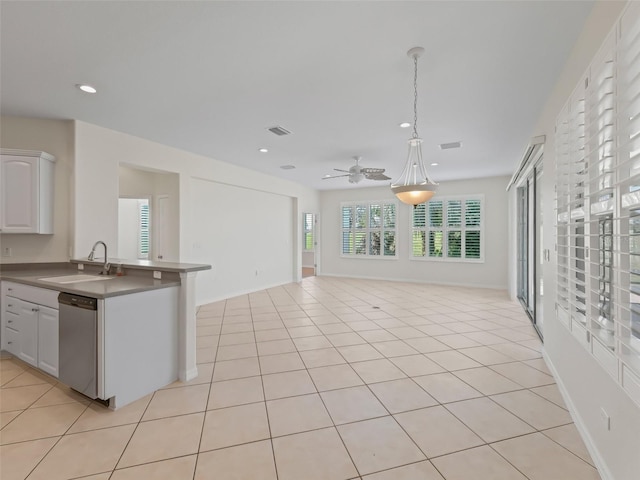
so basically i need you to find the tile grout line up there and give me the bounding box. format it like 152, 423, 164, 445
192, 297, 228, 480
253, 292, 280, 480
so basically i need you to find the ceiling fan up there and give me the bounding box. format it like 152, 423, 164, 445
322, 156, 391, 184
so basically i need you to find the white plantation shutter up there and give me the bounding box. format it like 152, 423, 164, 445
341, 202, 397, 258
587, 33, 616, 351
569, 83, 588, 330
383, 204, 396, 256
556, 101, 571, 325
554, 3, 640, 406
618, 2, 640, 382
465, 199, 482, 259
428, 200, 444, 258
411, 204, 427, 256
138, 200, 150, 259
303, 213, 314, 251
555, 80, 589, 335
342, 206, 353, 254
412, 196, 483, 261
447, 200, 462, 258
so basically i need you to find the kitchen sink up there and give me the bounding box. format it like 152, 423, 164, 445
38, 274, 114, 284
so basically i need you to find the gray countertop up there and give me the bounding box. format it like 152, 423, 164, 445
71, 258, 211, 273
1, 259, 210, 298
1, 268, 181, 298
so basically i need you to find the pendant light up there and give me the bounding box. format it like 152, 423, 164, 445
391, 47, 438, 205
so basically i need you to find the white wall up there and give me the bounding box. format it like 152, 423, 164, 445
73, 121, 319, 304
320, 175, 510, 289
152, 171, 180, 262
190, 178, 293, 303
119, 165, 156, 197
0, 117, 74, 263
118, 198, 140, 260
511, 2, 640, 479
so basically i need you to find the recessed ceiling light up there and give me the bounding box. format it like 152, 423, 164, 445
76, 84, 97, 94
259, 148, 268, 153
324, 174, 332, 178
399, 122, 411, 128
431, 162, 439, 166
280, 165, 296, 170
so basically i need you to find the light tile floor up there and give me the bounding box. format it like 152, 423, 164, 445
0, 276, 601, 479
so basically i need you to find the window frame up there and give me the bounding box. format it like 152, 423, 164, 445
411, 194, 485, 263
340, 201, 398, 259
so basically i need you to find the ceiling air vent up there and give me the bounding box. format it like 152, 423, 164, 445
439, 141, 462, 150
267, 125, 292, 136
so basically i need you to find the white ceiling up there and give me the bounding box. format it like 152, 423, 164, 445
0, 1, 594, 190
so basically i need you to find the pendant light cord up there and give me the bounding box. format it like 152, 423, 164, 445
413, 54, 419, 139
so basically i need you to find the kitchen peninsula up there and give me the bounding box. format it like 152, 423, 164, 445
0, 258, 210, 409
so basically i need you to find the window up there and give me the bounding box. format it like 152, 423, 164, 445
554, 4, 640, 408
303, 213, 314, 251
341, 202, 397, 257
138, 200, 150, 260
412, 196, 483, 261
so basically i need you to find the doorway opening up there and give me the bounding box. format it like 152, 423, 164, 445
118, 198, 150, 260
118, 165, 179, 262
302, 212, 317, 277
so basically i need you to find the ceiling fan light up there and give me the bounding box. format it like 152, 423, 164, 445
349, 173, 365, 184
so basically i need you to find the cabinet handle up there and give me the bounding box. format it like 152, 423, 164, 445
31, 308, 39, 312
8, 320, 13, 323
7, 304, 12, 307
7, 341, 12, 344
8, 288, 12, 291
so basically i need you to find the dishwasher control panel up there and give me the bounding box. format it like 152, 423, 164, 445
58, 292, 97, 310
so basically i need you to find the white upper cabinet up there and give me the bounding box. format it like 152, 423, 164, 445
0, 149, 55, 234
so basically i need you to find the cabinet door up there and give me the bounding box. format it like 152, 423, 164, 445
4, 325, 20, 356
38, 306, 59, 377
0, 155, 38, 233
17, 300, 38, 366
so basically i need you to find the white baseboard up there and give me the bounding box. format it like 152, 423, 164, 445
180, 366, 199, 382
317, 272, 507, 291
542, 350, 613, 480
196, 278, 296, 306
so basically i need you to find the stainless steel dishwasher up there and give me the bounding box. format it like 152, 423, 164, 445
58, 292, 98, 398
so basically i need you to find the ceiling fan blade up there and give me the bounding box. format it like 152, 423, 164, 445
334, 168, 350, 173
365, 173, 391, 181
322, 174, 351, 180
361, 167, 386, 174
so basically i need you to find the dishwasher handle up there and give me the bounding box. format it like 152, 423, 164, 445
58, 292, 98, 310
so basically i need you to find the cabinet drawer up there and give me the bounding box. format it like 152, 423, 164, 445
4, 311, 19, 331
4, 326, 19, 355
5, 296, 19, 315
2, 282, 58, 309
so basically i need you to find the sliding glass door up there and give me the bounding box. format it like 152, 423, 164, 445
517, 163, 544, 337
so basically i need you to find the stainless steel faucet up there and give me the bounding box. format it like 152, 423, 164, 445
88, 241, 110, 275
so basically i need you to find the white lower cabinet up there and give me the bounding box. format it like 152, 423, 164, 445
1, 282, 59, 378
17, 299, 39, 367
4, 324, 19, 356
37, 306, 59, 377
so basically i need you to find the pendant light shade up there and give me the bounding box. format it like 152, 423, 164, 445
391, 47, 438, 206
